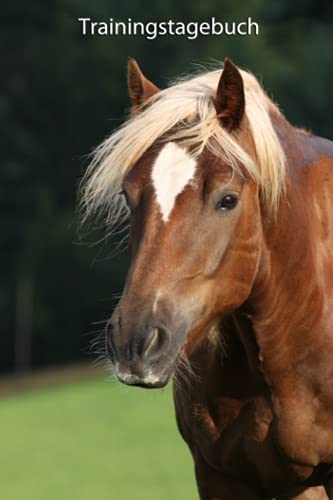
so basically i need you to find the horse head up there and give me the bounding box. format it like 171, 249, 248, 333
82, 58, 285, 388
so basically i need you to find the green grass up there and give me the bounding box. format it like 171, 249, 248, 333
0, 377, 197, 500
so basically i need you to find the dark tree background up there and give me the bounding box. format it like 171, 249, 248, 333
1, 0, 332, 373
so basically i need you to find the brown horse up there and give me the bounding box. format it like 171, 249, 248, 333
81, 58, 333, 499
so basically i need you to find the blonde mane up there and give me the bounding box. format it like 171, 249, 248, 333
81, 65, 286, 227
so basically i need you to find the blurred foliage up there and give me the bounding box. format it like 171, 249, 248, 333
0, 0, 332, 372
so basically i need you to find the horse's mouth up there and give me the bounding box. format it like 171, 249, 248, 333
116, 365, 173, 389
125, 377, 169, 389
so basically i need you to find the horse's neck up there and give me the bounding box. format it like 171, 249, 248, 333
249, 115, 333, 393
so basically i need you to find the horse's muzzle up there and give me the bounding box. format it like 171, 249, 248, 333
106, 315, 174, 388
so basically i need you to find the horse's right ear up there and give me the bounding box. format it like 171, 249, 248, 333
215, 58, 245, 131
127, 58, 160, 113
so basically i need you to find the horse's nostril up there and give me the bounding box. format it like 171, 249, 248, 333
141, 326, 169, 360
143, 328, 159, 359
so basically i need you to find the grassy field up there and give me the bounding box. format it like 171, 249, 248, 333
0, 376, 197, 500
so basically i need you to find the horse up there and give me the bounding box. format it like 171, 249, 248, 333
81, 57, 333, 499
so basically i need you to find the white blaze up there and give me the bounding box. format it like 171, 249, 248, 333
151, 142, 197, 222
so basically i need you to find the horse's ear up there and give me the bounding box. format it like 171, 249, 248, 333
215, 58, 245, 131
127, 58, 160, 112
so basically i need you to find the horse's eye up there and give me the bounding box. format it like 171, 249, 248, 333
216, 194, 238, 211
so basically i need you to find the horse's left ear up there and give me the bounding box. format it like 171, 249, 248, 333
215, 58, 245, 131
127, 58, 160, 112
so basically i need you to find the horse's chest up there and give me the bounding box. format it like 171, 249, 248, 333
187, 395, 274, 469
176, 392, 320, 491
